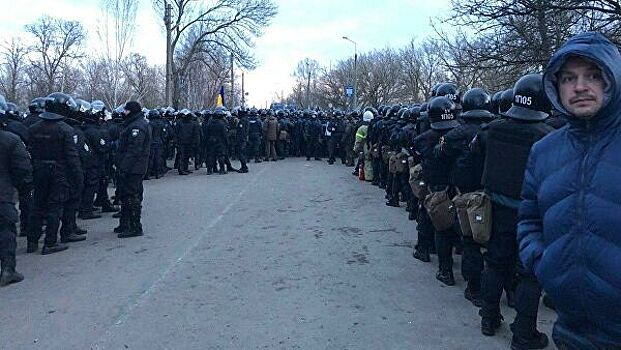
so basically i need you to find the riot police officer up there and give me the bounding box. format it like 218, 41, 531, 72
204, 107, 229, 174
236, 108, 250, 173
27, 93, 83, 254
303, 111, 322, 161
435, 88, 495, 306
474, 74, 553, 349
0, 97, 32, 286
115, 101, 151, 238
411, 97, 460, 287
247, 108, 263, 163
147, 109, 167, 179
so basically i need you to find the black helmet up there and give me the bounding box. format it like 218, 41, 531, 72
505, 74, 550, 121
148, 109, 161, 119
45, 92, 77, 118
499, 89, 513, 115
491, 91, 503, 115
419, 102, 429, 118
436, 83, 461, 106
461, 88, 494, 119
428, 96, 460, 130
387, 105, 401, 120
409, 105, 421, 122
249, 107, 258, 116
29, 97, 47, 114
398, 108, 410, 120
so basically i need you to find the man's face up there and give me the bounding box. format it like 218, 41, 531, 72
123, 109, 130, 116
558, 56, 606, 119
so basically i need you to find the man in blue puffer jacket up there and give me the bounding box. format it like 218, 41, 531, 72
518, 31, 621, 350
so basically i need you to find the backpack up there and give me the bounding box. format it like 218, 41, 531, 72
409, 164, 429, 200
423, 187, 456, 232
452, 191, 472, 237
466, 191, 493, 244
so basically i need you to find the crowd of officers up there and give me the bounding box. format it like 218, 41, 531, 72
0, 92, 367, 289
350, 77, 565, 350
0, 80, 562, 349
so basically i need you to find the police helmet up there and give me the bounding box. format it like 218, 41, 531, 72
45, 92, 77, 118
148, 109, 161, 119
398, 108, 410, 120
409, 105, 422, 122
461, 88, 494, 119
505, 74, 550, 121
499, 89, 514, 116
29, 97, 47, 114
428, 96, 460, 130
491, 91, 503, 115
249, 107, 258, 116
436, 83, 461, 105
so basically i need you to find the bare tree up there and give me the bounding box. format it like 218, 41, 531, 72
291, 58, 321, 108
25, 15, 86, 94
96, 0, 139, 107
153, 0, 277, 107
123, 53, 165, 107
0, 38, 28, 104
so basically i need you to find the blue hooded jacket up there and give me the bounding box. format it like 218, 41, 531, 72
518, 32, 621, 349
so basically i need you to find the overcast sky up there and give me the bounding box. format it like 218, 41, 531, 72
0, 0, 450, 107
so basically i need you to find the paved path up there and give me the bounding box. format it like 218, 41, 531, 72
0, 158, 557, 349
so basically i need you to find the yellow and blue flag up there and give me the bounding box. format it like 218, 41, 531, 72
216, 86, 225, 107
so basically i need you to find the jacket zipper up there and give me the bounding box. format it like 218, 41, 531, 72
576, 122, 592, 320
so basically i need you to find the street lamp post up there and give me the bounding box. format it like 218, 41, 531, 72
342, 36, 357, 111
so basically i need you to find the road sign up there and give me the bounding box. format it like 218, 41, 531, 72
345, 86, 354, 97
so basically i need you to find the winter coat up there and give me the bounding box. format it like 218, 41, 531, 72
518, 32, 621, 349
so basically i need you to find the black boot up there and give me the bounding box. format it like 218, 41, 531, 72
465, 283, 484, 307
119, 207, 143, 238
436, 269, 455, 286
385, 199, 399, 207
413, 246, 431, 262
61, 233, 86, 243
41, 243, 69, 255
114, 205, 130, 233
480, 314, 503, 336
0, 257, 24, 287
408, 211, 416, 221
510, 329, 549, 350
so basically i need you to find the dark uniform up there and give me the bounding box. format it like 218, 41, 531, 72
204, 109, 229, 174
115, 102, 151, 238
436, 88, 495, 306
0, 127, 32, 286
80, 120, 107, 218
28, 107, 83, 254
304, 114, 322, 160
247, 110, 263, 163
475, 75, 553, 349
236, 111, 249, 173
